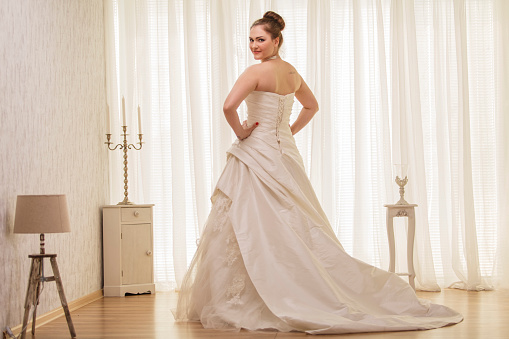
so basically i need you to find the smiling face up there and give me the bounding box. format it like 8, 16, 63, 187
249, 25, 280, 61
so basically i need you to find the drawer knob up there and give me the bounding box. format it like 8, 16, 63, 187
134, 211, 140, 217
146, 250, 152, 256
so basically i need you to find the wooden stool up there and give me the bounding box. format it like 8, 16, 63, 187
384, 204, 418, 290
21, 254, 76, 339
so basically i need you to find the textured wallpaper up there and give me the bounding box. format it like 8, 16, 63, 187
0, 0, 108, 330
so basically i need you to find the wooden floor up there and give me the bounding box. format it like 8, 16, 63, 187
20, 288, 508, 339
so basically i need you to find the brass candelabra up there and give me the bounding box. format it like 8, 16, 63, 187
105, 126, 143, 205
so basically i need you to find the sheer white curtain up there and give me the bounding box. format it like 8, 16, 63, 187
103, 0, 509, 291
494, 0, 509, 287
402, 0, 509, 290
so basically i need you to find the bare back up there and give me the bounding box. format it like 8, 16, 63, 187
254, 59, 301, 95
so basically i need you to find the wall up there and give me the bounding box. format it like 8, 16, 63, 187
0, 0, 108, 330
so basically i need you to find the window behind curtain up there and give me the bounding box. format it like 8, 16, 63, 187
110, 0, 499, 289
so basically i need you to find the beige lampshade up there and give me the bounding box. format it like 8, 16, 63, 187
14, 195, 71, 234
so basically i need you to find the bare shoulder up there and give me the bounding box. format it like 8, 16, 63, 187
271, 59, 298, 73
250, 59, 303, 94
281, 61, 302, 91
283, 60, 299, 74
240, 63, 258, 76
236, 63, 263, 86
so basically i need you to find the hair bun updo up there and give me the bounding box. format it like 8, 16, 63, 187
263, 11, 285, 31
251, 11, 286, 51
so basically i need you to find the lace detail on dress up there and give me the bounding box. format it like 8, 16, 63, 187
220, 205, 246, 304
197, 190, 248, 307
275, 97, 285, 151
225, 232, 241, 266
212, 193, 232, 232
226, 273, 246, 305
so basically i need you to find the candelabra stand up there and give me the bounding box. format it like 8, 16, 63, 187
105, 126, 143, 205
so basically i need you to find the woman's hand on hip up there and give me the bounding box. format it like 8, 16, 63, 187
237, 120, 259, 140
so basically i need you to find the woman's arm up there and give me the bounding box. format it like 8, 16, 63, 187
223, 66, 260, 139
291, 76, 319, 135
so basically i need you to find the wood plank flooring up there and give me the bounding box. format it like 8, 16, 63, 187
18, 288, 509, 339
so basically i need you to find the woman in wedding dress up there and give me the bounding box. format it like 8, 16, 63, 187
173, 11, 463, 334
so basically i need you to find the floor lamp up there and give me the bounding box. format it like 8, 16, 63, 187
14, 194, 76, 339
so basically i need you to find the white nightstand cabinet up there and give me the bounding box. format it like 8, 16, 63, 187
102, 204, 156, 297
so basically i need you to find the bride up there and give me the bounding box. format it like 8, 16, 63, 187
173, 11, 463, 334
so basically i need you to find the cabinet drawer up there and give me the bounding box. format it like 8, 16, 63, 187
121, 207, 151, 222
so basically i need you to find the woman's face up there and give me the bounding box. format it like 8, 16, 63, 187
249, 25, 279, 61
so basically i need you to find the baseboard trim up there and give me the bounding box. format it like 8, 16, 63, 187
10, 289, 103, 335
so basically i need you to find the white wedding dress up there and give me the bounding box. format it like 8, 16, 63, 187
173, 91, 463, 334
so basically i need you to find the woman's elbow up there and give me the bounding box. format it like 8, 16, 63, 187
313, 102, 319, 114
222, 103, 229, 115
223, 102, 236, 116
308, 102, 319, 115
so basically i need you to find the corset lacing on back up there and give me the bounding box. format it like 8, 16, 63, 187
275, 97, 285, 152
244, 91, 295, 153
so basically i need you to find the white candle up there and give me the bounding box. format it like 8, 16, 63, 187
106, 104, 111, 134
122, 96, 126, 126
137, 105, 142, 134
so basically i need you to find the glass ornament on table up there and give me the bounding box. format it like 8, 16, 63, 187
393, 164, 409, 205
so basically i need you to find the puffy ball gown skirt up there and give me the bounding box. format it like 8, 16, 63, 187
173, 91, 463, 334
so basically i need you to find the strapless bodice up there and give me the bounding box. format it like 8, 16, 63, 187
245, 91, 295, 150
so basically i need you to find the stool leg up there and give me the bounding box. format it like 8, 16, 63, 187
20, 258, 40, 339
50, 257, 77, 338
386, 213, 396, 273
31, 259, 43, 335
